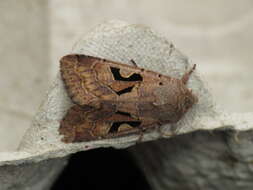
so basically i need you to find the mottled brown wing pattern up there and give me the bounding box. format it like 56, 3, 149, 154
59, 54, 198, 143
60, 55, 119, 107
59, 104, 159, 143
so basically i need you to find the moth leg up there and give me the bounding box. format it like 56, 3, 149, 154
130, 59, 138, 67
136, 124, 161, 143
181, 64, 196, 84
159, 123, 176, 138
136, 123, 160, 143
136, 121, 173, 143
135, 128, 145, 143
139, 122, 175, 140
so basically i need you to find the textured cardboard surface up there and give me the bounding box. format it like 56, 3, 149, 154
0, 1, 253, 189
1, 19, 253, 164
1, 18, 253, 190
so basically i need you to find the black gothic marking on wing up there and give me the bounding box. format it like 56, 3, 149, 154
110, 67, 143, 81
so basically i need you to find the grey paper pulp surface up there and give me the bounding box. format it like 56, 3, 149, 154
0, 20, 253, 190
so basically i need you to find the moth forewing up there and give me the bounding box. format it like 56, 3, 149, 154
59, 54, 198, 143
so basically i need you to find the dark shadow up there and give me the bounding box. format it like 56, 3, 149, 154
51, 148, 151, 190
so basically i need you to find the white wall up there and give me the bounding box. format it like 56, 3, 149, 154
0, 0, 49, 151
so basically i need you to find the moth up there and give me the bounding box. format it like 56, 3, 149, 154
59, 54, 198, 143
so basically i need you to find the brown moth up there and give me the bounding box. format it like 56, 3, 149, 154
59, 54, 198, 143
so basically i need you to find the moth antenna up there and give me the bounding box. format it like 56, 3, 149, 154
130, 59, 138, 67
182, 64, 196, 84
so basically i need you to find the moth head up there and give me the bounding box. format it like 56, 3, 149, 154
175, 81, 198, 113
179, 86, 198, 113
154, 80, 198, 122
176, 64, 198, 113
